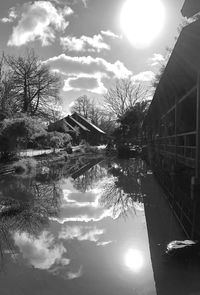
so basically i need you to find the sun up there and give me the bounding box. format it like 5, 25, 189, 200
120, 0, 165, 48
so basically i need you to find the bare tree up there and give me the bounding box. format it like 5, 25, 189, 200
104, 78, 148, 118
5, 49, 61, 119
71, 95, 91, 118
71, 95, 106, 127
0, 54, 16, 120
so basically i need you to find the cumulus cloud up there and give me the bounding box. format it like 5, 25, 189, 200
63, 73, 107, 94
1, 7, 17, 23
101, 30, 121, 39
44, 54, 132, 94
60, 34, 110, 52
59, 225, 104, 242
44, 54, 132, 78
8, 1, 71, 46
132, 71, 155, 82
13, 231, 68, 269
148, 53, 165, 67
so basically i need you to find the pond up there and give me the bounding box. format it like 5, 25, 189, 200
0, 156, 200, 295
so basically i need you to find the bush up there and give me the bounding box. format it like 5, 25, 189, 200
47, 131, 71, 151
12, 158, 37, 175
0, 116, 47, 160
82, 143, 98, 154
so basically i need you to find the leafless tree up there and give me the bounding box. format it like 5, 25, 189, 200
5, 49, 61, 120
71, 94, 115, 134
71, 95, 91, 118
0, 54, 17, 120
104, 78, 148, 118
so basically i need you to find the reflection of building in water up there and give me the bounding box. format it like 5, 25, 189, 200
143, 173, 200, 295
72, 158, 107, 192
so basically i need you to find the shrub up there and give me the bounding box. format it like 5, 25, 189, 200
13, 158, 37, 175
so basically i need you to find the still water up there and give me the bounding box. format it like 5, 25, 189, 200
0, 157, 200, 295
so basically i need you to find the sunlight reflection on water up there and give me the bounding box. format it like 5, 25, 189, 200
124, 248, 144, 273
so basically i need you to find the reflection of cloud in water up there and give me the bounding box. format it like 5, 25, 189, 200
53, 171, 145, 225
13, 231, 68, 270
52, 184, 121, 224
59, 225, 104, 242
51, 208, 119, 223
62, 189, 100, 208
65, 266, 83, 280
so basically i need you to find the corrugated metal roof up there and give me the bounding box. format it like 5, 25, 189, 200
66, 115, 90, 132
72, 112, 106, 134
63, 120, 77, 132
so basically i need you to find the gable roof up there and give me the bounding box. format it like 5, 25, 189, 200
63, 120, 77, 132
181, 0, 200, 17
65, 115, 90, 132
71, 112, 106, 134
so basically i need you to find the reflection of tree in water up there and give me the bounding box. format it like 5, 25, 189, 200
73, 164, 108, 192
100, 158, 147, 218
0, 173, 62, 270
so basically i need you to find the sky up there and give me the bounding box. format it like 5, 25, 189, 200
0, 0, 185, 114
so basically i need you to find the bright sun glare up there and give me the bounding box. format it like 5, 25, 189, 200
120, 0, 165, 48
124, 249, 144, 272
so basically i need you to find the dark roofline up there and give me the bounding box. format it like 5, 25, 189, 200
143, 19, 200, 126
72, 112, 106, 134
181, 0, 200, 17
63, 120, 77, 132
66, 115, 90, 132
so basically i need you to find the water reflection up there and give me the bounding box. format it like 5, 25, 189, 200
1, 156, 199, 294
124, 249, 144, 272
0, 173, 62, 271
100, 158, 147, 218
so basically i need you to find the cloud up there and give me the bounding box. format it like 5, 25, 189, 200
50, 202, 120, 223
8, 1, 71, 46
81, 0, 88, 7
13, 231, 68, 269
53, 0, 88, 7
148, 53, 165, 67
97, 241, 112, 246
63, 6, 74, 16
101, 30, 121, 39
50, 186, 121, 224
44, 54, 132, 95
60, 34, 110, 52
132, 71, 155, 82
63, 73, 107, 94
1, 7, 17, 23
59, 225, 104, 242
65, 266, 83, 280
44, 54, 132, 79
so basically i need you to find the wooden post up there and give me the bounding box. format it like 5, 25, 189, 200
175, 96, 178, 165
196, 72, 200, 179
